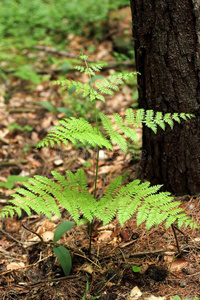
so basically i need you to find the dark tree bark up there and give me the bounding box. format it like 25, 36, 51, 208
130, 0, 200, 195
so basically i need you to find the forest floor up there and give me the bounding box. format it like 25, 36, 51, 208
1, 6, 200, 300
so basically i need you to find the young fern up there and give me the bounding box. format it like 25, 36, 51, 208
0, 170, 197, 231
0, 53, 198, 247
37, 109, 194, 153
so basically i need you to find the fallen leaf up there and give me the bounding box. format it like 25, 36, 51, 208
146, 296, 165, 300
170, 258, 189, 272
98, 230, 113, 242
41, 231, 54, 242
80, 263, 94, 274
7, 262, 25, 270
128, 286, 142, 299
120, 230, 130, 242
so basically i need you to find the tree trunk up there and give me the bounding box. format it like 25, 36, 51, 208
130, 0, 200, 195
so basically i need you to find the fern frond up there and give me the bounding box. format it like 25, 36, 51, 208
37, 117, 112, 150
99, 112, 127, 152
155, 112, 165, 130
125, 108, 135, 125
0, 170, 97, 223
95, 179, 198, 230
124, 109, 194, 132
95, 176, 123, 224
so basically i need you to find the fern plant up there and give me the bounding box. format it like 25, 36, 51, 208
0, 53, 198, 257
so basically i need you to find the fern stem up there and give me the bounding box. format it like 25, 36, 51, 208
94, 146, 100, 199
89, 144, 100, 257
83, 56, 100, 257
171, 224, 181, 254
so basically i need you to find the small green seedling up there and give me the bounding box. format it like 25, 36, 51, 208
132, 265, 141, 273
53, 221, 74, 276
82, 275, 100, 300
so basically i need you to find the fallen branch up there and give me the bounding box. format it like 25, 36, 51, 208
34, 45, 135, 70
0, 160, 28, 167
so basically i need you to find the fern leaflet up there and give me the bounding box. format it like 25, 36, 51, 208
37, 117, 112, 150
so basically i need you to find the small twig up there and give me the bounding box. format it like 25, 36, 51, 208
173, 225, 189, 244
0, 228, 23, 245
18, 275, 80, 286
0, 255, 51, 276
34, 45, 135, 70
187, 271, 200, 277
73, 252, 101, 269
118, 248, 127, 262
97, 273, 117, 293
130, 249, 168, 257
120, 239, 138, 248
22, 224, 44, 244
0, 160, 28, 167
34, 45, 92, 61
171, 224, 181, 254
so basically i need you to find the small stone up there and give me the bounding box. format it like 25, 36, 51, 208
99, 150, 108, 161
179, 279, 187, 287
188, 203, 195, 210
53, 158, 64, 166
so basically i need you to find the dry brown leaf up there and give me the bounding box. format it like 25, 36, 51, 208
98, 230, 113, 242
40, 116, 53, 129
41, 231, 54, 242
128, 286, 142, 300
80, 263, 94, 274
7, 262, 25, 270
170, 258, 189, 272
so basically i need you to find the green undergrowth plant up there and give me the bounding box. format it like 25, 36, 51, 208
0, 0, 129, 45
53, 221, 74, 276
0, 53, 198, 260
174, 296, 199, 300
82, 274, 100, 300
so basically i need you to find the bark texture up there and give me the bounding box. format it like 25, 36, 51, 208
130, 0, 200, 195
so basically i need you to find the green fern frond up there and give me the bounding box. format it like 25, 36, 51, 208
125, 108, 135, 125
95, 176, 123, 224
95, 179, 198, 230
155, 112, 165, 130
171, 113, 180, 124
99, 112, 127, 152
79, 53, 89, 61
109, 131, 127, 152
0, 173, 198, 231
144, 110, 157, 133
74, 65, 85, 73
0, 170, 97, 223
124, 109, 194, 131
37, 117, 112, 150
99, 113, 113, 133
